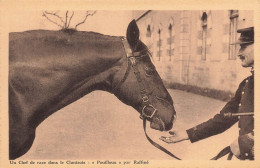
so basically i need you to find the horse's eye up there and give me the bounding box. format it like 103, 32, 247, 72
144, 66, 154, 76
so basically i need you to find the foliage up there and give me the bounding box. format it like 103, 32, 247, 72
42, 10, 96, 31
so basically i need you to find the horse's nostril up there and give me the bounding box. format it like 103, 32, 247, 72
164, 114, 175, 131
165, 123, 173, 131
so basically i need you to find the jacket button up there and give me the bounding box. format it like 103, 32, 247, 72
246, 80, 248, 83
239, 103, 242, 106
245, 153, 249, 156
242, 91, 244, 94
238, 116, 240, 119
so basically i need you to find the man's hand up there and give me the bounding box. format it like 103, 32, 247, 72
160, 130, 189, 143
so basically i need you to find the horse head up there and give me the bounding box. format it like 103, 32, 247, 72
112, 20, 176, 131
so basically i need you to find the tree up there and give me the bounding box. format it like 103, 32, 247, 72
42, 10, 97, 30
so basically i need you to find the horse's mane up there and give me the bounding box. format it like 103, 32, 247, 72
9, 30, 123, 43
9, 30, 153, 60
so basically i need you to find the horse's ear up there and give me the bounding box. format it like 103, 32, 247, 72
126, 19, 140, 49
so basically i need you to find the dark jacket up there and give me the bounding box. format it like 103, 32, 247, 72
186, 75, 254, 160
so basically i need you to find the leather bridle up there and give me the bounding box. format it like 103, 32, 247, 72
113, 39, 162, 122
112, 38, 181, 160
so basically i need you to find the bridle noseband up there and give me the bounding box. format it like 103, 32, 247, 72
112, 38, 181, 160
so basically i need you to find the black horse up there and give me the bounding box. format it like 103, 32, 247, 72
9, 20, 177, 159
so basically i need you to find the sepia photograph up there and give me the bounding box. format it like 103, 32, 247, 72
1, 1, 260, 168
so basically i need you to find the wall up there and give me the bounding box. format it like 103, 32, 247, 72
134, 10, 253, 93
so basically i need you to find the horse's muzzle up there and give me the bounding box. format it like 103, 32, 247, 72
150, 115, 175, 131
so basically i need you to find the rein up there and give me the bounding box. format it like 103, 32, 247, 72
143, 119, 181, 160
115, 38, 181, 160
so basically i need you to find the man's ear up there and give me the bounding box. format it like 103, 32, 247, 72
126, 19, 140, 50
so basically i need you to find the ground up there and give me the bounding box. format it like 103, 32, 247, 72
20, 89, 238, 160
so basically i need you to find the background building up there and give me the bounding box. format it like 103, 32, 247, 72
132, 10, 253, 93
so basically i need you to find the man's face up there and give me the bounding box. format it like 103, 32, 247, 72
237, 43, 254, 67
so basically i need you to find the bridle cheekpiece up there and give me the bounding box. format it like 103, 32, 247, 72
120, 38, 158, 121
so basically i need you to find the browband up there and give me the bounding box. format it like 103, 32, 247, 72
122, 39, 141, 57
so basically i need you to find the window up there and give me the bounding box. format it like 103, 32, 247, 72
201, 12, 207, 60
146, 24, 151, 37
229, 10, 239, 60
145, 22, 153, 56
157, 28, 162, 61
167, 24, 174, 61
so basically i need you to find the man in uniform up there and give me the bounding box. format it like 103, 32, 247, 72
160, 26, 254, 160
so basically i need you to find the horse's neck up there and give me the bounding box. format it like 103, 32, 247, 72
9, 30, 126, 127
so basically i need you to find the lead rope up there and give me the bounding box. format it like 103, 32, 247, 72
143, 119, 181, 160
210, 146, 233, 160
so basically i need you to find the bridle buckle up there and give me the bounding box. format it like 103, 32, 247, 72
142, 95, 149, 103
140, 104, 157, 120
129, 57, 136, 65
